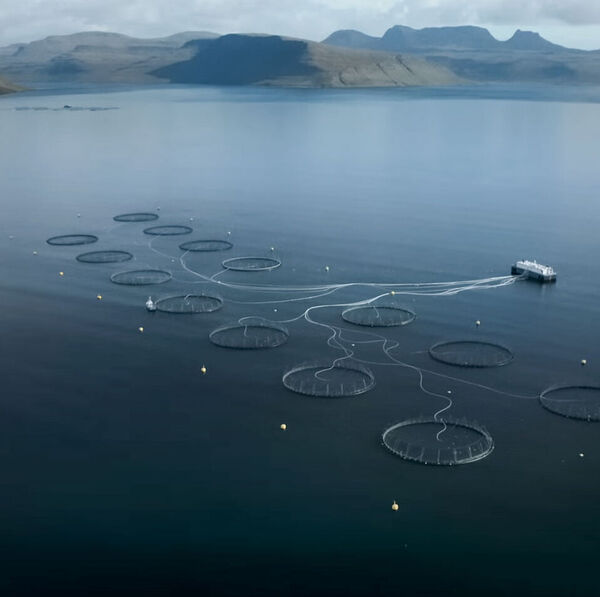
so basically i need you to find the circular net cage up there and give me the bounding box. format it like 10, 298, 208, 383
222, 256, 281, 272
209, 318, 289, 349
76, 250, 133, 264
155, 294, 223, 314
110, 269, 172, 286
180, 239, 233, 252
429, 340, 514, 368
382, 416, 494, 466
342, 303, 416, 327
540, 385, 600, 422
113, 212, 159, 222
47, 234, 98, 246
143, 225, 193, 236
282, 360, 375, 398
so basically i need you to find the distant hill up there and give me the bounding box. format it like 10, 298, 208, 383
0, 31, 219, 84
3, 26, 600, 88
379, 25, 502, 51
323, 25, 600, 83
324, 24, 576, 53
0, 31, 460, 88
154, 34, 461, 87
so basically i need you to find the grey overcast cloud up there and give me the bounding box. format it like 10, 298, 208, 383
0, 0, 599, 48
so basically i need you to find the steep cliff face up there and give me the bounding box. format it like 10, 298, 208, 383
153, 34, 461, 88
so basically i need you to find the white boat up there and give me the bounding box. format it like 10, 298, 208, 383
511, 260, 556, 282
145, 297, 157, 311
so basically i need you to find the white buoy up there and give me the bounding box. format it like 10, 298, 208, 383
201, 365, 207, 375
138, 326, 144, 333
59, 271, 64, 276
146, 297, 156, 312
476, 320, 481, 326
579, 453, 585, 458
392, 501, 399, 511
325, 266, 330, 272
33, 251, 38, 255
77, 213, 81, 218
280, 423, 287, 431
581, 359, 587, 366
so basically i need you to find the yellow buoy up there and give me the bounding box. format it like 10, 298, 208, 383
200, 366, 207, 374
280, 423, 287, 431
59, 271, 64, 276
391, 291, 396, 295
581, 359, 587, 366
392, 501, 399, 511
138, 326, 144, 333
96, 295, 102, 300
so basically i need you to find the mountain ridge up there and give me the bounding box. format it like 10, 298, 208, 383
323, 24, 585, 53
0, 31, 461, 88
323, 24, 600, 83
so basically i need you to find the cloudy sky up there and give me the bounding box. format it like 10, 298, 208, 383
1, 0, 599, 49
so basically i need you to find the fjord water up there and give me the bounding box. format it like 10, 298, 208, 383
1, 85, 599, 596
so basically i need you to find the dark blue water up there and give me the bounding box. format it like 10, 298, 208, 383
1, 85, 599, 596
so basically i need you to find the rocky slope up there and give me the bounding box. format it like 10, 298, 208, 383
154, 34, 461, 87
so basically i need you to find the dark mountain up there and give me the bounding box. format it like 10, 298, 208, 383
0, 31, 219, 84
323, 24, 600, 83
503, 30, 568, 52
380, 25, 501, 51
324, 24, 574, 53
154, 34, 461, 87
321, 30, 383, 51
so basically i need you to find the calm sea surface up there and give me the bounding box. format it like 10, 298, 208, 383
1, 84, 599, 596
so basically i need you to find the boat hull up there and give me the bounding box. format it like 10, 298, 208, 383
511, 265, 556, 282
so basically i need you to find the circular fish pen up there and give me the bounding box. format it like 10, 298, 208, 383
540, 385, 600, 422
429, 340, 514, 368
155, 294, 223, 314
143, 225, 193, 236
110, 269, 172, 286
76, 250, 133, 264
209, 318, 289, 349
382, 416, 494, 466
47, 234, 98, 246
342, 303, 416, 327
282, 360, 375, 398
180, 239, 233, 252
222, 256, 281, 272
113, 213, 159, 222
